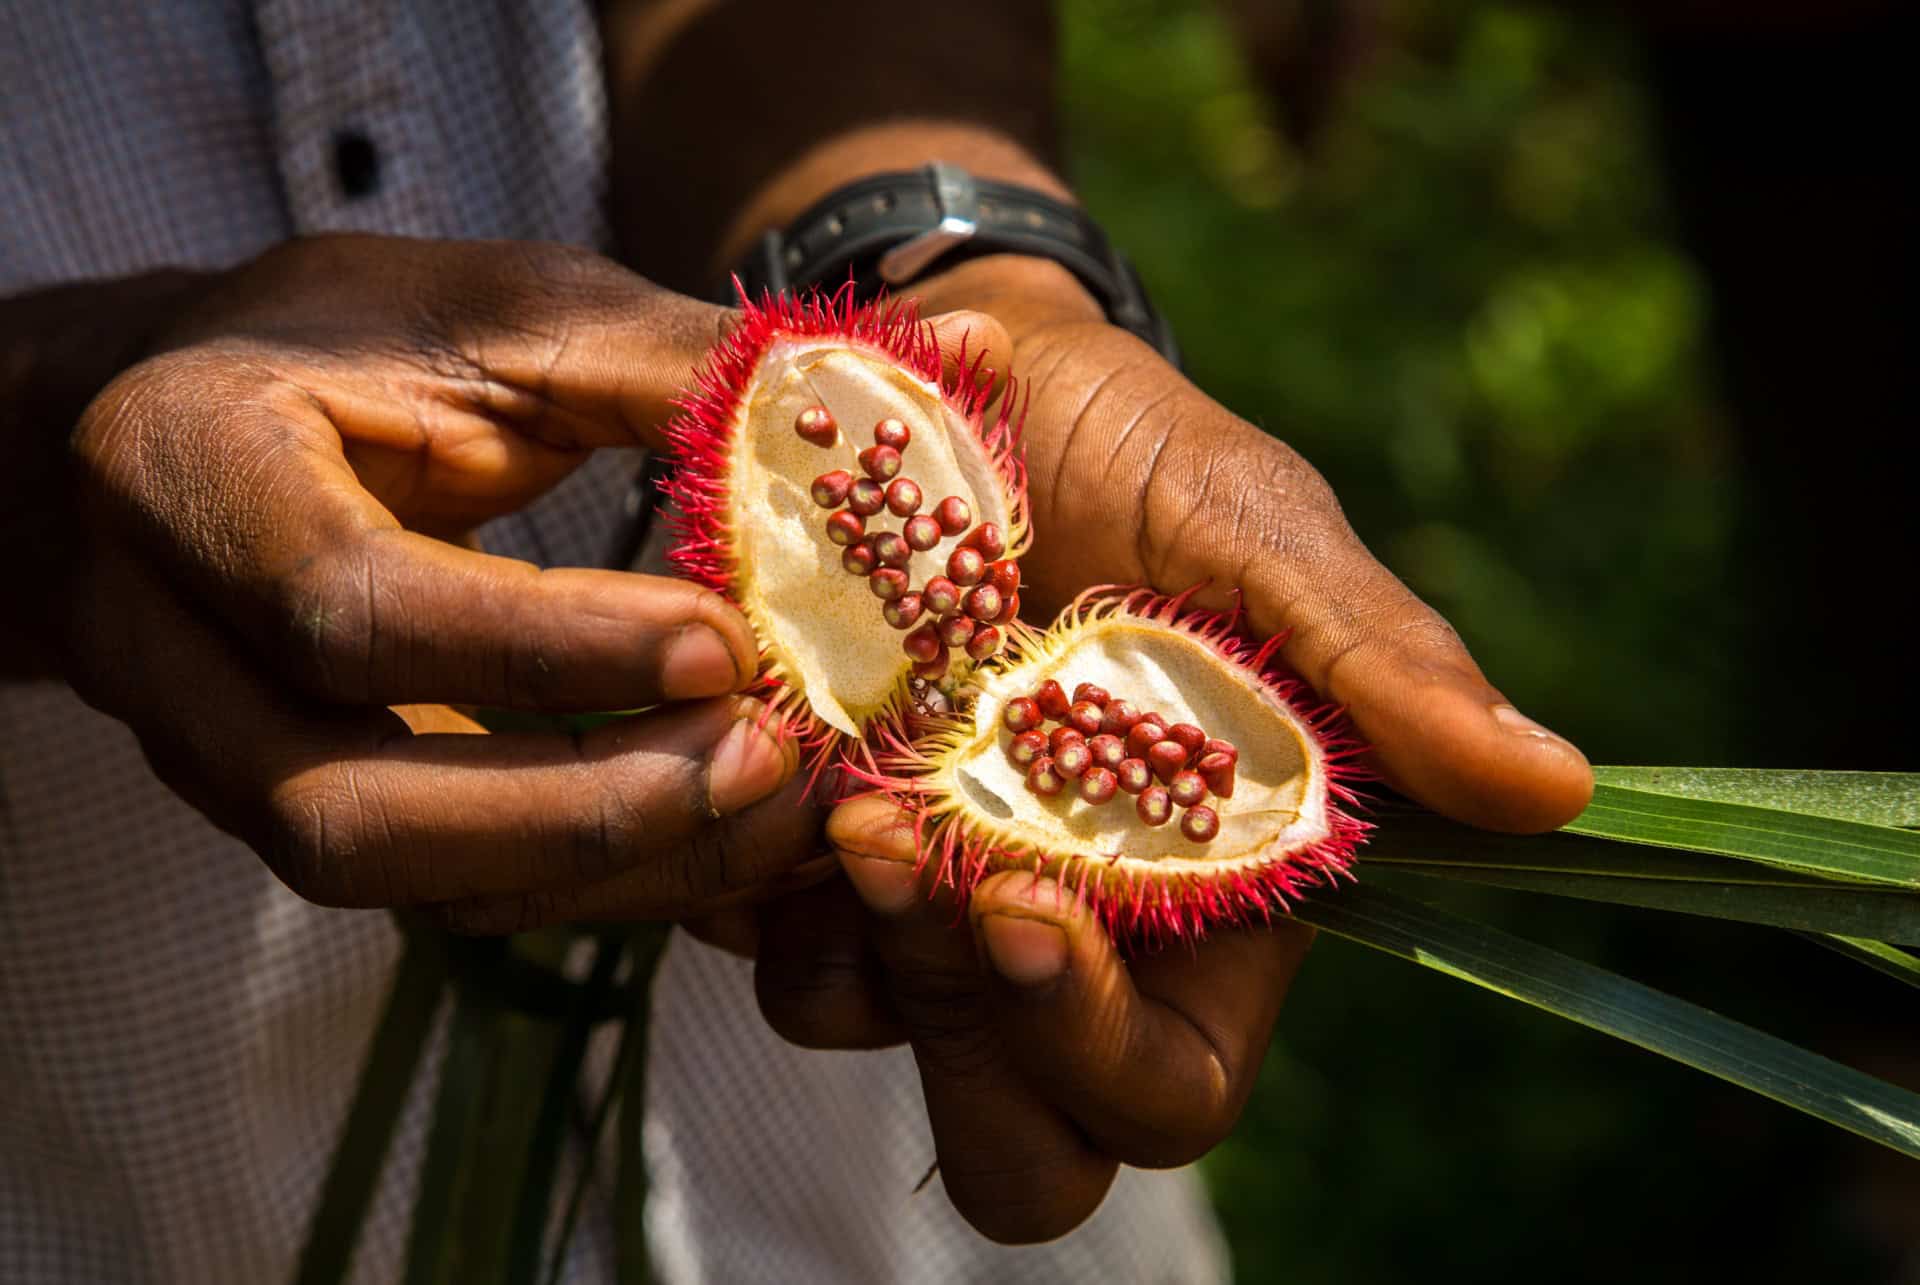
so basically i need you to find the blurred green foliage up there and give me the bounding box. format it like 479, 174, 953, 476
1057, 2, 1903, 1281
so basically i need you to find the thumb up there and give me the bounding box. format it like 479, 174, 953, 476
1241, 529, 1594, 834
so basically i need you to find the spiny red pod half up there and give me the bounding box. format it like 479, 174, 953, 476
847, 588, 1369, 942
664, 286, 1029, 759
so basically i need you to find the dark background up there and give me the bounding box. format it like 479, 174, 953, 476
1054, 0, 1917, 1279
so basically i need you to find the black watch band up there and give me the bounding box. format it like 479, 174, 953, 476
728, 162, 1180, 366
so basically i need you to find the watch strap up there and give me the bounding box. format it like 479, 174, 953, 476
731, 162, 1179, 365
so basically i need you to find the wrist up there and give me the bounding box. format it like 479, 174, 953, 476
907, 253, 1107, 336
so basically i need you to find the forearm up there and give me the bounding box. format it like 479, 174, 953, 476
0, 271, 210, 675
600, 0, 1071, 291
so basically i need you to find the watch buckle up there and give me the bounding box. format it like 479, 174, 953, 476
877, 162, 979, 285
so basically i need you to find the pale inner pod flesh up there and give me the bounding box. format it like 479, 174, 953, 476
939, 617, 1332, 872
727, 338, 1015, 735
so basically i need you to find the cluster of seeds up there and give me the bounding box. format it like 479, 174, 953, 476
1000, 680, 1239, 843
799, 405, 1019, 679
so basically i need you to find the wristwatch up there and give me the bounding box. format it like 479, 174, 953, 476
728, 162, 1180, 366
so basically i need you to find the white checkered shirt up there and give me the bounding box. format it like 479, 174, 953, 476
0, 2, 1231, 1280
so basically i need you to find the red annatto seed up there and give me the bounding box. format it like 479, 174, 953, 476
903, 624, 943, 663
1079, 767, 1118, 805
847, 478, 885, 516
1137, 787, 1173, 827
912, 646, 950, 680
1054, 741, 1092, 780
1027, 756, 1064, 797
869, 568, 909, 601
961, 522, 1005, 559
965, 626, 1001, 661
1072, 683, 1110, 709
1117, 757, 1153, 795
1035, 679, 1072, 721
1007, 729, 1049, 767
1181, 805, 1220, 843
811, 470, 853, 508
825, 511, 866, 546
885, 477, 922, 516
883, 593, 924, 630
1048, 726, 1085, 757
1002, 697, 1043, 733
873, 417, 911, 450
841, 543, 878, 576
922, 576, 961, 616
1197, 751, 1237, 799
1148, 739, 1189, 783
987, 560, 1020, 598
858, 444, 902, 482
1202, 738, 1238, 764
933, 495, 972, 536
903, 514, 942, 551
946, 546, 985, 586
794, 405, 837, 446
871, 532, 911, 569
1100, 700, 1142, 736
1067, 700, 1105, 738
938, 614, 975, 648
1086, 734, 1126, 770
1126, 721, 1168, 759
1168, 770, 1207, 809
992, 592, 1020, 624
963, 584, 1002, 621
1167, 723, 1207, 758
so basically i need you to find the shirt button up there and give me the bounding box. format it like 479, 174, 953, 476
331, 130, 381, 199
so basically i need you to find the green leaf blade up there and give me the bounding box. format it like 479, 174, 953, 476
1567, 784, 1920, 890
1293, 884, 1920, 1161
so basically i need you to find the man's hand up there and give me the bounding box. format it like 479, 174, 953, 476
912, 254, 1594, 831
52, 235, 823, 928
746, 251, 1595, 1245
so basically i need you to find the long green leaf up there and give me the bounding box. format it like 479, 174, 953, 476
507, 938, 625, 1283
1567, 784, 1920, 890
297, 928, 449, 1285
1800, 934, 1920, 990
1384, 864, 1920, 945
1292, 884, 1920, 1160
1594, 767, 1920, 828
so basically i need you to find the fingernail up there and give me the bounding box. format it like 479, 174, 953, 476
1493, 704, 1564, 742
662, 625, 742, 699
980, 914, 1069, 989
704, 716, 790, 815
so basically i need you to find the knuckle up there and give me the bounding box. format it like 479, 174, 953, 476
260, 775, 355, 906
884, 962, 1001, 1079
277, 543, 380, 702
